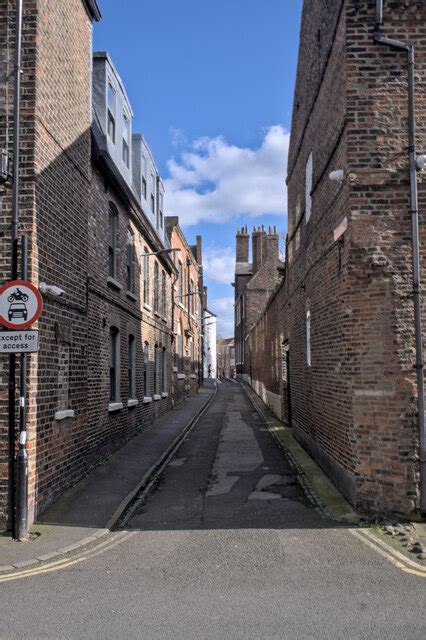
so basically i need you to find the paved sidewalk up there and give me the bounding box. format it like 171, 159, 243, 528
241, 381, 358, 523
0, 382, 216, 569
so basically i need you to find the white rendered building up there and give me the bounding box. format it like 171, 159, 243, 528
203, 309, 217, 379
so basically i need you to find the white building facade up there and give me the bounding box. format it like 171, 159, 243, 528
203, 309, 217, 378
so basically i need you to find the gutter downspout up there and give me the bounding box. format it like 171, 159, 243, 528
374, 0, 426, 517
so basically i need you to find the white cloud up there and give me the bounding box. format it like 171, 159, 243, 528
169, 127, 188, 148
164, 125, 289, 226
209, 296, 234, 338
203, 246, 235, 285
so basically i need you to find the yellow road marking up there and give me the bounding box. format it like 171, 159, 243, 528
0, 557, 85, 582
360, 528, 426, 573
350, 529, 426, 578
0, 530, 135, 583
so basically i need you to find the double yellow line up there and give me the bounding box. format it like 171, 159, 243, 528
0, 530, 135, 583
0, 556, 85, 583
351, 528, 426, 578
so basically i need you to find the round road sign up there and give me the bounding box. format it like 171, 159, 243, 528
0, 280, 43, 330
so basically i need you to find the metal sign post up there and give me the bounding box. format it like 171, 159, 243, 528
0, 262, 42, 540
7, 0, 23, 536
15, 235, 28, 540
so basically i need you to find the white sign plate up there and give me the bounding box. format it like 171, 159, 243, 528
0, 330, 40, 353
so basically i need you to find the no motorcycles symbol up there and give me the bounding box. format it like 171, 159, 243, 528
0, 280, 43, 330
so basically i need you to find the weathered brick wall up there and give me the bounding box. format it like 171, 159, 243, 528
87, 166, 173, 462
344, 0, 426, 514
0, 0, 37, 526
0, 0, 93, 525
247, 280, 286, 420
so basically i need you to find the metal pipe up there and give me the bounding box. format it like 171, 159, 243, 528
15, 235, 28, 540
375, 0, 383, 27
7, 0, 24, 535
374, 1, 426, 516
11, 0, 22, 274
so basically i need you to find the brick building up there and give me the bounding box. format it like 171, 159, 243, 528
165, 217, 203, 404
216, 337, 235, 380
242, 0, 426, 518
0, 0, 101, 529
0, 1, 203, 530
234, 225, 282, 379
88, 52, 176, 463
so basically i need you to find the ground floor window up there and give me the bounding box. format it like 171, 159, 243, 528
110, 326, 119, 402
144, 342, 149, 396
177, 323, 183, 373
128, 334, 135, 399
162, 348, 167, 392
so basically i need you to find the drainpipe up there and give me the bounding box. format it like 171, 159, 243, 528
374, 0, 426, 517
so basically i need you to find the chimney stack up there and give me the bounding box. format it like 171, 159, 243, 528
196, 235, 202, 265
252, 226, 267, 274
236, 226, 249, 263
265, 226, 279, 264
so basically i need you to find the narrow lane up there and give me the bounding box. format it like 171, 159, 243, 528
127, 379, 321, 532
1, 381, 425, 639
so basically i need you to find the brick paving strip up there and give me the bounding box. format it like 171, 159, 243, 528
0, 382, 216, 572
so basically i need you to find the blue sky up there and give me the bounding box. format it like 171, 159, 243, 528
94, 0, 303, 335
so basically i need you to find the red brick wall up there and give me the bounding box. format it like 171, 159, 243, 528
167, 222, 202, 405
344, 0, 426, 514
0, 0, 93, 525
247, 281, 286, 420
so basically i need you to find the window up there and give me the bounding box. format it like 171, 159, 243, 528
305, 152, 313, 223
159, 192, 164, 229
177, 322, 183, 373
189, 279, 194, 315
162, 271, 166, 317
143, 342, 149, 397
143, 247, 149, 305
110, 327, 119, 402
128, 334, 135, 399
190, 338, 195, 373
154, 345, 160, 395
107, 82, 116, 143
156, 180, 161, 227
306, 310, 311, 367
122, 112, 130, 167
151, 174, 155, 215
153, 262, 159, 312
141, 155, 147, 199
126, 228, 135, 292
178, 261, 183, 302
108, 204, 118, 278
162, 348, 167, 393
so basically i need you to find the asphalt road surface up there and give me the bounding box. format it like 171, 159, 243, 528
1, 381, 425, 639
